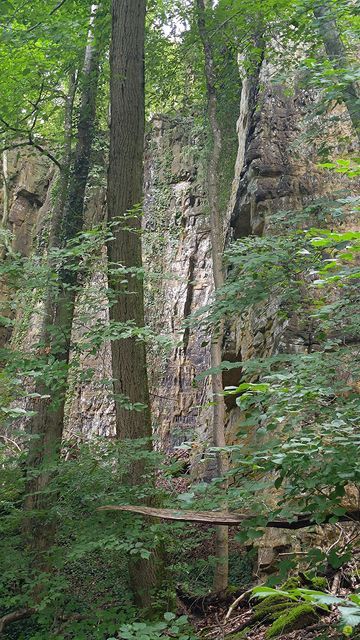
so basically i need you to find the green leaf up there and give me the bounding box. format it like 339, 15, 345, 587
338, 606, 360, 628
164, 612, 176, 622
251, 587, 297, 601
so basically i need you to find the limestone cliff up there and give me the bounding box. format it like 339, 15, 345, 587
143, 116, 213, 452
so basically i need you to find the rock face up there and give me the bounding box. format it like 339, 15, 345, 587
0, 150, 52, 349
4, 150, 52, 255
143, 116, 213, 452
68, 116, 214, 442
231, 62, 356, 241
225, 58, 356, 372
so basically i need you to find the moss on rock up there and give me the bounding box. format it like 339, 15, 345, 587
265, 603, 317, 638
253, 594, 291, 613
281, 576, 301, 590
308, 576, 327, 590
253, 597, 296, 623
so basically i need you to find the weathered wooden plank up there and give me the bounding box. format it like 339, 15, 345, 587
97, 505, 360, 529
98, 505, 248, 525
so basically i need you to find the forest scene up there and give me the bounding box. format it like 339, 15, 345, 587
0, 0, 359, 638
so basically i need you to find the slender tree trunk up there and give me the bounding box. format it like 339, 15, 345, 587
24, 5, 101, 565
40, 72, 77, 343
196, 0, 229, 593
107, 0, 158, 608
313, 0, 360, 140
0, 147, 12, 347
48, 72, 77, 254
2, 148, 9, 228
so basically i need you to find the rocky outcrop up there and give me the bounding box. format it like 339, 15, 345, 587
225, 56, 357, 370
3, 149, 52, 255
1, 57, 358, 575
231, 57, 357, 241
0, 150, 52, 350
66, 116, 214, 442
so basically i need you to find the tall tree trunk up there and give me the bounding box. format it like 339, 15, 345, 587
107, 0, 158, 608
24, 5, 101, 566
196, 0, 229, 593
313, 0, 360, 140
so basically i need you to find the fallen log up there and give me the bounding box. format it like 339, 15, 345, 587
97, 505, 360, 529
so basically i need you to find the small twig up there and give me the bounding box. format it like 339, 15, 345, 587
29, 81, 45, 133
0, 434, 21, 451
224, 588, 253, 622
278, 551, 308, 556
0, 117, 28, 135
214, 612, 225, 640
331, 572, 341, 595
1, 141, 30, 152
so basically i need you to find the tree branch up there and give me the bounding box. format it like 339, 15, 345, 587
27, 0, 68, 33
29, 81, 45, 133
0, 608, 35, 634
0, 117, 28, 135
30, 142, 62, 169
98, 505, 360, 529
1, 140, 62, 170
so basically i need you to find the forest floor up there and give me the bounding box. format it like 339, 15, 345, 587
178, 588, 358, 640
195, 607, 341, 639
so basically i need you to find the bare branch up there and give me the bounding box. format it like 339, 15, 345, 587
1, 139, 62, 170
30, 141, 62, 169
2, 141, 31, 152
0, 117, 28, 135
224, 588, 253, 621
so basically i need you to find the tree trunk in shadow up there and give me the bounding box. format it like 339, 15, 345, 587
24, 5, 102, 574
196, 0, 229, 593
107, 0, 160, 609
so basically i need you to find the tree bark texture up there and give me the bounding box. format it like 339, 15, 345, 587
314, 1, 360, 140
107, 0, 158, 609
196, 0, 229, 593
107, 0, 151, 451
